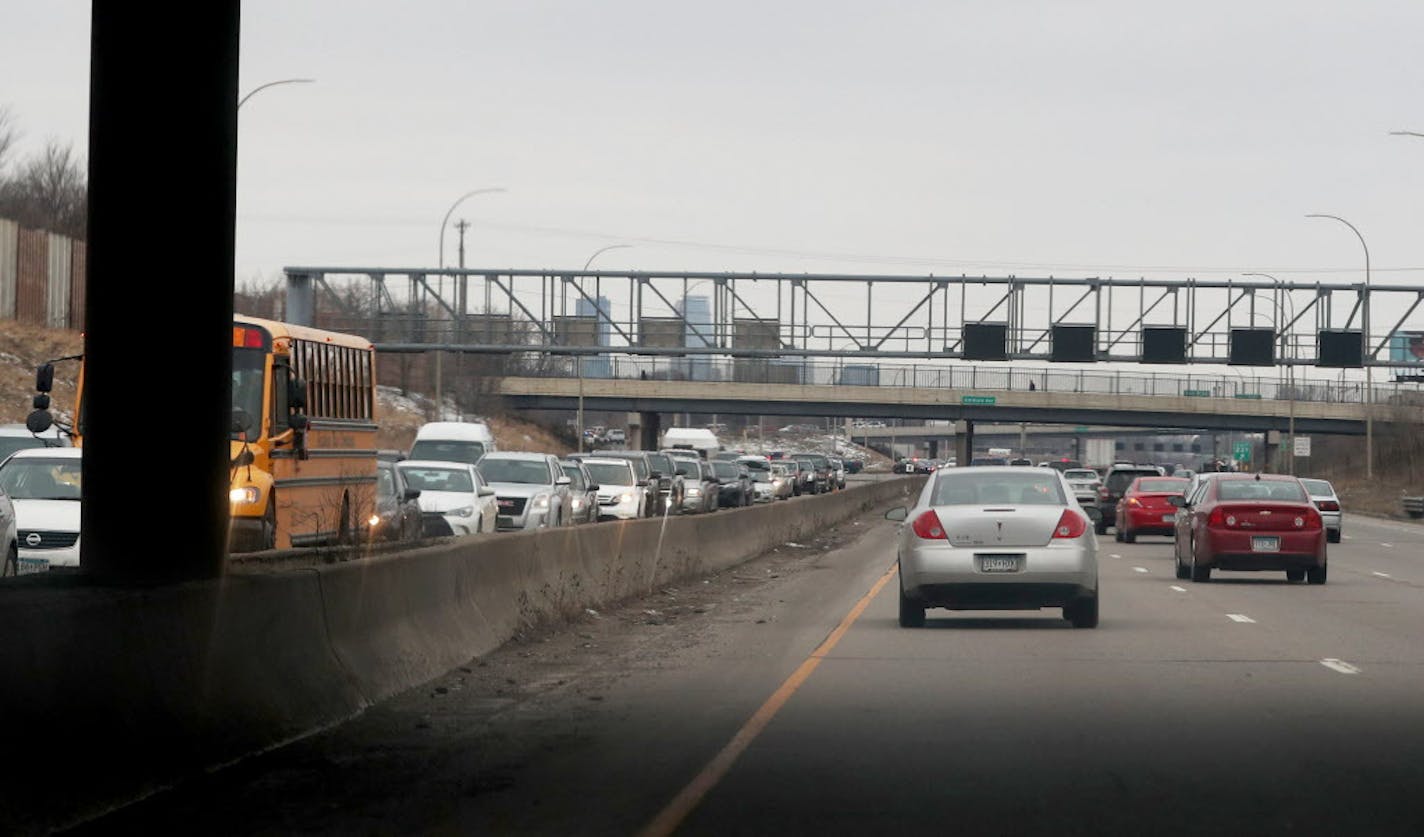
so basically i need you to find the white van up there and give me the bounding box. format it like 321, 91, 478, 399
660, 427, 720, 459
409, 420, 497, 466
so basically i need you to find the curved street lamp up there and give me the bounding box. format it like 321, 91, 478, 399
576, 245, 633, 451
238, 78, 315, 110
1243, 273, 1299, 473
439, 188, 506, 270
1305, 213, 1373, 478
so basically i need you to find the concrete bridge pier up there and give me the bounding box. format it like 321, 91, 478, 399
928, 439, 940, 459
1262, 429, 1281, 473
639, 411, 662, 451
955, 419, 974, 465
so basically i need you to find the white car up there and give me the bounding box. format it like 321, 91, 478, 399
396, 459, 498, 537
887, 466, 1100, 628
0, 447, 81, 572
767, 462, 796, 500
579, 457, 646, 521
1299, 477, 1343, 543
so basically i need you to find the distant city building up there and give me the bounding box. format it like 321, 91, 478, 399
677, 294, 714, 381
575, 295, 612, 379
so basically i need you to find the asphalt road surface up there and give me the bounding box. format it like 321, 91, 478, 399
74, 509, 1424, 836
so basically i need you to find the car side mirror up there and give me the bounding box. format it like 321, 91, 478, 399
885, 506, 908, 522
1167, 495, 1185, 508
478, 486, 495, 497
588, 483, 600, 491
676, 468, 688, 476
404, 487, 422, 501
555, 476, 571, 486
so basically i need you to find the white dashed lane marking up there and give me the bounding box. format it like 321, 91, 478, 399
1169, 585, 1187, 593
1381, 543, 1394, 548
1227, 614, 1256, 623
1109, 553, 1122, 559
1132, 567, 1149, 574
1321, 658, 1361, 675
1373, 571, 1393, 579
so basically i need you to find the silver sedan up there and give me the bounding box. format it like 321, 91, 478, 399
887, 466, 1100, 628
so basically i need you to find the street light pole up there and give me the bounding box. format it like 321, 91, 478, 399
1306, 214, 1372, 478
237, 78, 315, 110
1243, 273, 1298, 474
432, 188, 505, 418
576, 245, 633, 452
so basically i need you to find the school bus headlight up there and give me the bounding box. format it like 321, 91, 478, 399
367, 513, 383, 528
230, 487, 259, 505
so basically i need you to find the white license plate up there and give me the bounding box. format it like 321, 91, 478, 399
16, 557, 49, 575
1251, 536, 1280, 552
1162, 514, 1176, 523
979, 556, 1021, 573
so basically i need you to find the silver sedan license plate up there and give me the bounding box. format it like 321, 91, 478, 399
979, 555, 1021, 573
1251, 536, 1280, 552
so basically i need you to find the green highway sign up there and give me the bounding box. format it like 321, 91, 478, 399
1233, 441, 1252, 461
961, 395, 997, 406
1074, 426, 1090, 433
1183, 389, 1210, 397
1233, 393, 1262, 400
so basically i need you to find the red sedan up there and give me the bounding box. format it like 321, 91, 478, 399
1115, 476, 1189, 543
1170, 473, 1327, 584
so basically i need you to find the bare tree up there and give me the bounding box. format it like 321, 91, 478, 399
0, 138, 88, 238
0, 106, 18, 175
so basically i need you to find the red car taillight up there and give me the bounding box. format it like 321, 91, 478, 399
912, 509, 947, 540
1207, 507, 1229, 527
1317, 500, 1340, 512
1298, 508, 1322, 529
1053, 509, 1088, 539
1098, 487, 1111, 499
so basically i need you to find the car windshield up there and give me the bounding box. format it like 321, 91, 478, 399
1064, 469, 1099, 481
376, 466, 397, 500
645, 453, 673, 476
1136, 478, 1189, 493
0, 456, 82, 500
560, 465, 587, 490
585, 461, 635, 486
712, 461, 739, 479
0, 436, 65, 461
399, 466, 474, 493
739, 459, 769, 472
1216, 480, 1308, 502
409, 439, 485, 465
601, 454, 650, 479
1299, 478, 1334, 496
477, 458, 552, 485
1107, 470, 1158, 493
931, 472, 1066, 506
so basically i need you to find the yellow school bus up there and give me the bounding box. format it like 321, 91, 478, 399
30, 316, 380, 551
227, 315, 379, 550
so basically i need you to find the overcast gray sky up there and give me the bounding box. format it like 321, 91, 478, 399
6, 2, 1424, 300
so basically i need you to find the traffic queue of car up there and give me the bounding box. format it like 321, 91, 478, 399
359, 421, 856, 547
885, 462, 1348, 629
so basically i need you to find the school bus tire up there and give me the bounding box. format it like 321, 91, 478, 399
260, 497, 277, 552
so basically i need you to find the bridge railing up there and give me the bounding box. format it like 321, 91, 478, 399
516, 354, 1417, 406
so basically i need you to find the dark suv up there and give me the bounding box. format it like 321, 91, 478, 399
1097, 464, 1164, 534
791, 453, 832, 494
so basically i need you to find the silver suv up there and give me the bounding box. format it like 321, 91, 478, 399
476, 452, 574, 530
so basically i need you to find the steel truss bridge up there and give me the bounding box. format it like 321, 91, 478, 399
284, 267, 1424, 373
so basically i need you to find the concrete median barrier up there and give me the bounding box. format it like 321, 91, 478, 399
0, 475, 923, 834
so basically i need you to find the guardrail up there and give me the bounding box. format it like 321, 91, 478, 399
1403, 496, 1424, 518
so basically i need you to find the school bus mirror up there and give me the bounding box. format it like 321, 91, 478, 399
35, 363, 54, 393
288, 414, 308, 431
32, 394, 50, 411
231, 408, 255, 436
25, 410, 52, 434
288, 378, 308, 411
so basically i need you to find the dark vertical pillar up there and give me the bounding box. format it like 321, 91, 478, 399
955, 419, 974, 466
84, 5, 239, 582
928, 439, 939, 459
640, 411, 662, 452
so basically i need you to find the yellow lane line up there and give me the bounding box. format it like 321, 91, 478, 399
637, 562, 899, 837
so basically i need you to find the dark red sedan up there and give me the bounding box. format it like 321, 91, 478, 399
1169, 473, 1326, 584
1115, 476, 1189, 543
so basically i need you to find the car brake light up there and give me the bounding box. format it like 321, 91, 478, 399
912, 510, 947, 540
1207, 507, 1224, 527
1053, 509, 1087, 539
1125, 497, 1142, 507
1317, 500, 1340, 512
